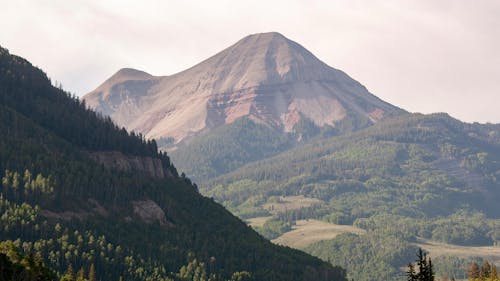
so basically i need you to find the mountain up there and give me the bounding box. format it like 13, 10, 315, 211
204, 113, 500, 280
84, 32, 404, 145
80, 32, 500, 280
0, 46, 347, 280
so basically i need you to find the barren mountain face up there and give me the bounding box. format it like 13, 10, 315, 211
84, 32, 403, 143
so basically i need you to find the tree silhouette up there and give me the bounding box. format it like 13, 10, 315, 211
406, 248, 434, 281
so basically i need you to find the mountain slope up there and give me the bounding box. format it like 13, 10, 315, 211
208, 113, 500, 219
84, 32, 404, 144
203, 113, 500, 280
0, 46, 346, 280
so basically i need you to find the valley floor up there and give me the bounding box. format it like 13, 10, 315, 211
415, 237, 500, 264
249, 217, 500, 263
271, 219, 365, 249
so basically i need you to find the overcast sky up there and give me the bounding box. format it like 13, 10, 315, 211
1, 0, 499, 123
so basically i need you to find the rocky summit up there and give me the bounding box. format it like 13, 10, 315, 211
84, 32, 404, 143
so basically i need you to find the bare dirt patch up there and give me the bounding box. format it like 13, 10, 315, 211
272, 219, 365, 249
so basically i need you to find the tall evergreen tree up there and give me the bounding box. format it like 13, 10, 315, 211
481, 261, 492, 279
407, 262, 418, 281
88, 263, 96, 281
491, 264, 498, 281
407, 248, 434, 281
469, 262, 480, 279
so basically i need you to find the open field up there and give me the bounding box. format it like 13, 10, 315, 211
263, 195, 323, 215
415, 237, 500, 264
268, 218, 500, 265
271, 219, 365, 249
246, 216, 273, 227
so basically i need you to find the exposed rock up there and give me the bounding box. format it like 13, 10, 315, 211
88, 151, 171, 178
132, 199, 173, 227
84, 32, 405, 144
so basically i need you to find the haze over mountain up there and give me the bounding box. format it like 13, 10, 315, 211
84, 32, 404, 144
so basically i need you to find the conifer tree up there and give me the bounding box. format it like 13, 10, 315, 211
407, 248, 434, 281
407, 262, 418, 281
61, 264, 75, 281
481, 261, 492, 279
88, 263, 96, 281
469, 262, 480, 279
491, 264, 498, 281
76, 267, 86, 281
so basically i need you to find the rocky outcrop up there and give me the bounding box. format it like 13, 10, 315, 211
132, 199, 173, 227
88, 151, 171, 178
84, 32, 405, 144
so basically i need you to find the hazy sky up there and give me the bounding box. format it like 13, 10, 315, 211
1, 0, 499, 123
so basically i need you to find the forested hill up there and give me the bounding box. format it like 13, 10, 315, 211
208, 113, 500, 219
203, 112, 500, 280
0, 46, 347, 281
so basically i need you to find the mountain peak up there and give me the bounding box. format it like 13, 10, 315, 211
114, 67, 152, 78
202, 32, 331, 85
109, 68, 152, 82
241, 31, 288, 42
89, 68, 153, 101
84, 33, 405, 142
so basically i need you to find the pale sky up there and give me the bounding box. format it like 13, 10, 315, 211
1, 0, 499, 123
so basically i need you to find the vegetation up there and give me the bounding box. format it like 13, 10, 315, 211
0, 240, 57, 281
170, 110, 381, 182
467, 260, 500, 281
253, 218, 292, 240
306, 232, 417, 281
0, 46, 347, 281
406, 248, 435, 281
200, 111, 500, 280
170, 117, 294, 181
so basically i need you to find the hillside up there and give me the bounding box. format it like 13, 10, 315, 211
169, 117, 295, 180
208, 113, 500, 218
84, 32, 404, 146
204, 113, 500, 280
0, 46, 347, 280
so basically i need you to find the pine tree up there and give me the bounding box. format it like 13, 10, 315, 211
407, 248, 434, 281
468, 262, 480, 279
407, 262, 418, 281
481, 261, 492, 279
61, 264, 75, 281
88, 263, 96, 281
76, 267, 86, 281
427, 258, 434, 281
491, 264, 498, 281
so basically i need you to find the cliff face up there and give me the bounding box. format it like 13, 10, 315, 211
84, 32, 405, 143
88, 151, 171, 178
